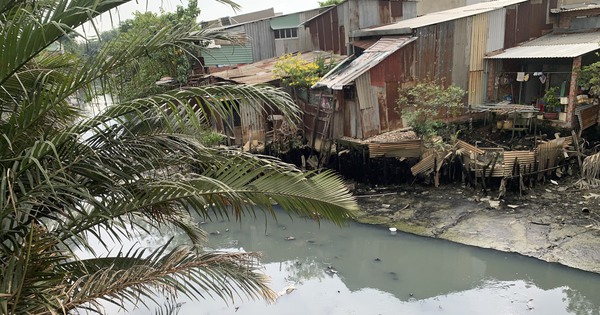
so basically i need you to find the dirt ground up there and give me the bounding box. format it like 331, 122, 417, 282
330, 120, 600, 273
350, 176, 600, 274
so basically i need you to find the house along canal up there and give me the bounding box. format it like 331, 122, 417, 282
102, 208, 600, 315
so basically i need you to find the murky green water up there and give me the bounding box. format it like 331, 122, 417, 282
103, 209, 600, 315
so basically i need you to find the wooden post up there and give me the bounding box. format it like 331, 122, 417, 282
567, 56, 582, 128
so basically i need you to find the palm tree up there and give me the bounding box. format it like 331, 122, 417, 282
0, 1, 357, 314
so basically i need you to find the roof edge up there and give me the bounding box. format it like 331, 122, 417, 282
352, 27, 412, 38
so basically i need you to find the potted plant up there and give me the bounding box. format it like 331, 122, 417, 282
542, 87, 560, 120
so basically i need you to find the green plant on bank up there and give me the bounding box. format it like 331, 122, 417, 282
542, 86, 561, 112
0, 1, 358, 314
273, 53, 336, 88
578, 61, 600, 96
396, 79, 466, 142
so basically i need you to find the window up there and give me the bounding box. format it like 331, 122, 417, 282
274, 28, 298, 39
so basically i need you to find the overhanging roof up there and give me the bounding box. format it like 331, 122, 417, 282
356, 0, 526, 36
486, 31, 600, 59
486, 43, 600, 59
314, 37, 417, 90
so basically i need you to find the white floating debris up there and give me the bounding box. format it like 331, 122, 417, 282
507, 205, 519, 209
389, 227, 397, 235
277, 285, 296, 297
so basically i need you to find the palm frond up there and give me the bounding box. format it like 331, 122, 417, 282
59, 244, 276, 313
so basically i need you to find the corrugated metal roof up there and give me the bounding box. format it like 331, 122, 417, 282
314, 37, 417, 90
358, 0, 526, 35
551, 3, 600, 13
209, 51, 345, 84
350, 39, 380, 50
486, 31, 600, 59
486, 43, 600, 58
202, 45, 254, 66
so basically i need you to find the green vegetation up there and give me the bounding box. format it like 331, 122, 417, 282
273, 53, 336, 88
318, 0, 344, 6
0, 0, 357, 314
542, 86, 561, 112
396, 79, 466, 141
578, 61, 600, 96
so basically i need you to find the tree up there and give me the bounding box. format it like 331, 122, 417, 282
318, 0, 344, 7
273, 53, 336, 88
396, 79, 466, 141
0, 1, 357, 314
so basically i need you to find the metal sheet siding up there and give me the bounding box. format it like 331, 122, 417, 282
402, 1, 417, 19
486, 8, 506, 53
202, 45, 254, 66
504, 5, 518, 48
357, 1, 379, 29
414, 23, 454, 83
243, 20, 275, 62
356, 73, 381, 138
468, 13, 488, 105
239, 100, 264, 144
452, 17, 471, 89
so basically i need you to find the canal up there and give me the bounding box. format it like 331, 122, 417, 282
103, 208, 600, 315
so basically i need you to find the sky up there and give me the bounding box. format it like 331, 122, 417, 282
95, 0, 322, 31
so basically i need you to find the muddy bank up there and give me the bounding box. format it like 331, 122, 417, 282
351, 178, 600, 274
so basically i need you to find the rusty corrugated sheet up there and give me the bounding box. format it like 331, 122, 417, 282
456, 140, 485, 155
411, 153, 435, 175
314, 37, 417, 90
487, 31, 600, 59
503, 151, 535, 176
411, 150, 450, 175
576, 104, 599, 131
368, 140, 423, 158
357, 73, 381, 138
536, 137, 572, 175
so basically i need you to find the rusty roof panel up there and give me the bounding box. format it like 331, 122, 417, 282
314, 37, 417, 90
368, 140, 423, 158
503, 151, 535, 176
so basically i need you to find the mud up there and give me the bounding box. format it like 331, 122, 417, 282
352, 178, 600, 274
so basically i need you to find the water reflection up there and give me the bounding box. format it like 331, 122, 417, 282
187, 210, 600, 315
84, 208, 600, 315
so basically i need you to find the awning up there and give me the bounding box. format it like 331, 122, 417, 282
486, 43, 600, 59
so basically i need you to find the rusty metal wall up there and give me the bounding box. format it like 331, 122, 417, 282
243, 20, 276, 62
413, 23, 455, 83
504, 0, 553, 49
356, 73, 381, 138
308, 0, 407, 55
